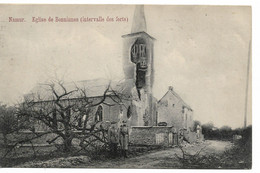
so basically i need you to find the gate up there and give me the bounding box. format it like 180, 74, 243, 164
155, 133, 164, 145
168, 133, 173, 146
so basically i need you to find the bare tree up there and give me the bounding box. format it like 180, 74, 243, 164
175, 144, 206, 168
16, 79, 129, 152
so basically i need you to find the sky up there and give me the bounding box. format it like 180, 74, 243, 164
0, 5, 251, 128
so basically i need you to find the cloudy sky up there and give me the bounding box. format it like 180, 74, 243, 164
0, 5, 251, 128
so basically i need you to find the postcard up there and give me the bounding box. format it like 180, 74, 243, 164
0, 4, 251, 169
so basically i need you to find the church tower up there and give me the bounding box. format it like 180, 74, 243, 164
122, 5, 156, 126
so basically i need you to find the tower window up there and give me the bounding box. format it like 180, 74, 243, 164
130, 38, 148, 92
139, 57, 147, 69
131, 38, 146, 64
131, 44, 138, 62
139, 44, 146, 57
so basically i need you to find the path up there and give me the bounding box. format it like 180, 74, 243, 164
79, 140, 233, 168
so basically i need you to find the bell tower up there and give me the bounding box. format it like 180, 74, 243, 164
122, 5, 156, 126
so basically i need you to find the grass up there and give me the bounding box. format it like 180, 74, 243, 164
0, 143, 164, 167
177, 139, 251, 169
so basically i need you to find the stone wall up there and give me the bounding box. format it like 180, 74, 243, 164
130, 126, 203, 146
129, 126, 175, 146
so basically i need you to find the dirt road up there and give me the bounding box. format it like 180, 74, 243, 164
17, 140, 232, 168
79, 140, 233, 168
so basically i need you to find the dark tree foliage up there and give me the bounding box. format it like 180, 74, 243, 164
176, 126, 252, 169
0, 104, 22, 146
202, 122, 251, 141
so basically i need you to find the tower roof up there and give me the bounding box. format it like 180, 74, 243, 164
131, 5, 147, 33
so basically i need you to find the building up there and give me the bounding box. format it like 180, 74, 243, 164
121, 5, 157, 127
157, 86, 194, 131
25, 5, 201, 145
26, 5, 157, 129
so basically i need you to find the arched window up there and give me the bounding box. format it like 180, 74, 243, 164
95, 105, 103, 122
127, 106, 132, 119
78, 115, 82, 128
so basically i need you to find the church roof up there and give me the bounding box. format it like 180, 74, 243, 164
24, 78, 134, 102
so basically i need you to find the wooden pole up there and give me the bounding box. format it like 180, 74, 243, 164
244, 41, 251, 128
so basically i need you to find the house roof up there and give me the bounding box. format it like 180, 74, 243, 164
24, 78, 135, 102
158, 87, 192, 111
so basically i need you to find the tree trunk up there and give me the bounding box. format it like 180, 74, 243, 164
63, 125, 72, 152
3, 133, 7, 147
63, 137, 72, 152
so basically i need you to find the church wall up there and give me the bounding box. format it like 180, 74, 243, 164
100, 97, 137, 126
30, 96, 134, 131
84, 97, 134, 126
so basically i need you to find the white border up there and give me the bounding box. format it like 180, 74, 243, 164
0, 0, 258, 173
0, 0, 254, 5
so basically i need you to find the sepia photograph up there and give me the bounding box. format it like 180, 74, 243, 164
0, 4, 252, 169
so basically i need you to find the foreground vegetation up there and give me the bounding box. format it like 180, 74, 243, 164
0, 144, 164, 167
177, 126, 252, 169
0, 101, 252, 168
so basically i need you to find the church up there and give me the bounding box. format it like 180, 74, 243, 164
26, 5, 199, 145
